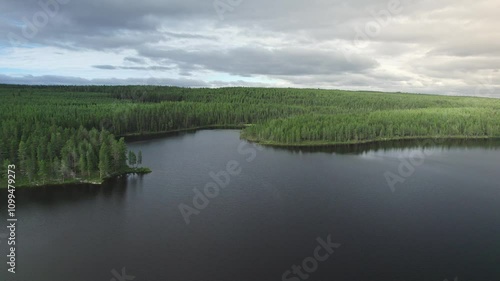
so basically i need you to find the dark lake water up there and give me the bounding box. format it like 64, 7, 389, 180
1, 130, 500, 281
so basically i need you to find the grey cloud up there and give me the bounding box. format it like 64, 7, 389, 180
2, 0, 495, 48
1, 0, 499, 97
93, 65, 173, 71
93, 65, 116, 70
161, 31, 217, 40
0, 0, 412, 48
124, 57, 146, 64
139, 46, 379, 76
428, 41, 500, 57
419, 58, 500, 72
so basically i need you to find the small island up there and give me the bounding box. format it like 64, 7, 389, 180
3, 125, 151, 188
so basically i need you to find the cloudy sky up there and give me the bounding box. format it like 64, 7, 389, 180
0, 0, 498, 97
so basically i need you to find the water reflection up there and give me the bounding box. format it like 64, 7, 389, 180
267, 138, 500, 154
14, 174, 147, 208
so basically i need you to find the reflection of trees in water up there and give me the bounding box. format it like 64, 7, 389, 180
268, 138, 500, 155
124, 127, 243, 143
11, 174, 145, 209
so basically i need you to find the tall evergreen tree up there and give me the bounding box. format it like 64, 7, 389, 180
137, 150, 142, 167
37, 160, 48, 184
116, 138, 128, 171
99, 142, 111, 179
128, 150, 137, 167
18, 140, 27, 177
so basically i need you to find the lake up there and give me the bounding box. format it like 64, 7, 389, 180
1, 130, 499, 281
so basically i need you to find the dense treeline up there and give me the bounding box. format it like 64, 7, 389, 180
1, 126, 129, 185
243, 108, 500, 144
1, 84, 499, 186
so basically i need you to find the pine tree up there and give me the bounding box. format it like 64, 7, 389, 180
116, 138, 128, 171
60, 158, 71, 181
1, 159, 10, 179
52, 157, 60, 179
18, 140, 27, 176
137, 150, 142, 167
0, 138, 5, 164
37, 160, 48, 184
79, 152, 87, 177
98, 142, 111, 179
86, 147, 96, 177
128, 150, 137, 167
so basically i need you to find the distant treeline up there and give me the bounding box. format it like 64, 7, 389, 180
1, 85, 499, 185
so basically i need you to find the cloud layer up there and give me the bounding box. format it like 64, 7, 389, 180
0, 0, 498, 97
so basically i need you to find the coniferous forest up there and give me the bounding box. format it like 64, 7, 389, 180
1, 84, 499, 187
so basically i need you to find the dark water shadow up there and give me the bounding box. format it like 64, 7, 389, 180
266, 138, 500, 155
9, 175, 141, 208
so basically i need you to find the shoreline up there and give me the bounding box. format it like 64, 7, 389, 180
240, 134, 500, 147
9, 167, 152, 189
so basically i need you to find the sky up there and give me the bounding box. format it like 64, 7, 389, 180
0, 0, 498, 97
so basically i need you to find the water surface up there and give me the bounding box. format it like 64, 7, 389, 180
1, 130, 499, 281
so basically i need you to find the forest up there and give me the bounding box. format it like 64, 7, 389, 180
0, 84, 499, 186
